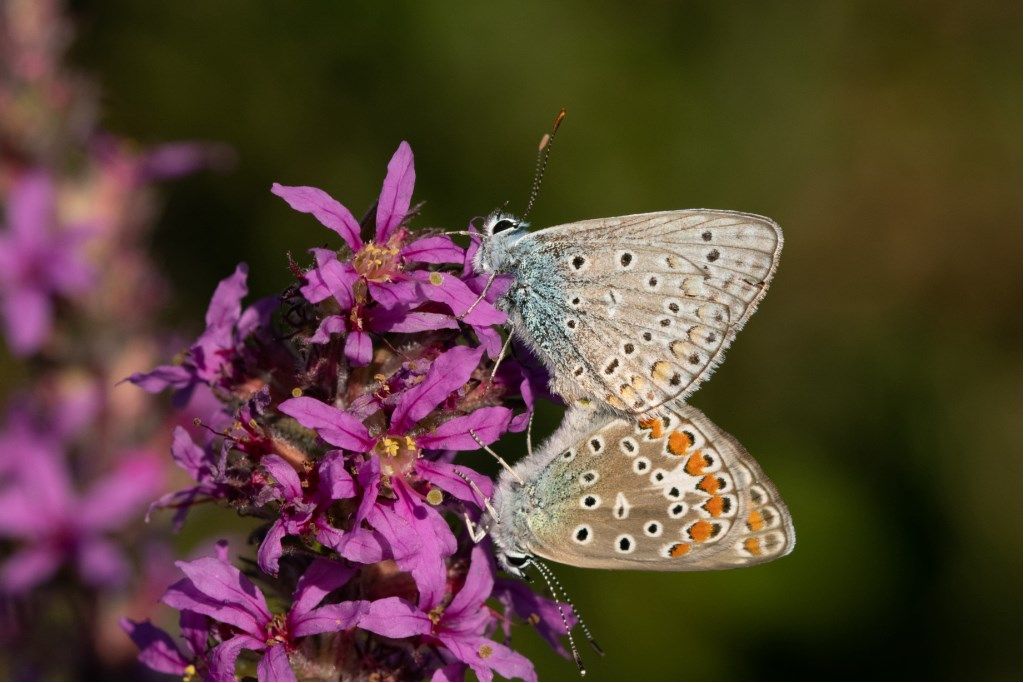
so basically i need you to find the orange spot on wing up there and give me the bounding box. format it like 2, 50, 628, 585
688, 520, 714, 542
747, 510, 765, 531
705, 495, 725, 517
669, 543, 691, 558
667, 430, 692, 456
639, 418, 664, 439
744, 537, 762, 556
685, 450, 708, 475
697, 474, 720, 494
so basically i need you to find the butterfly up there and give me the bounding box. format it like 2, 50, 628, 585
470, 208, 783, 417
475, 401, 794, 576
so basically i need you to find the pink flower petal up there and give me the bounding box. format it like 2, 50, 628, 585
257, 644, 296, 682
278, 397, 376, 452
120, 619, 190, 676
416, 406, 512, 451
401, 235, 464, 264
391, 345, 484, 432
272, 183, 363, 251
359, 597, 431, 639
344, 330, 372, 366
375, 141, 415, 242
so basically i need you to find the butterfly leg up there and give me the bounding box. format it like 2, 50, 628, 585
463, 512, 489, 544
488, 332, 514, 380
458, 271, 497, 321
453, 465, 500, 521
526, 410, 535, 458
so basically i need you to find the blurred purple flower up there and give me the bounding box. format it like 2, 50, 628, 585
0, 431, 163, 593
0, 170, 93, 355
362, 544, 536, 682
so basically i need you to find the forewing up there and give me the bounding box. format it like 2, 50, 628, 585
527, 210, 781, 415
525, 404, 794, 570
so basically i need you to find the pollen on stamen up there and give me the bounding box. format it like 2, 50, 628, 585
428, 272, 444, 286
426, 488, 444, 506
291, 387, 303, 398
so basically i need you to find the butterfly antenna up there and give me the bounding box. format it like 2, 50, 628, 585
531, 559, 587, 676
522, 108, 567, 220
538, 559, 604, 657
468, 429, 525, 485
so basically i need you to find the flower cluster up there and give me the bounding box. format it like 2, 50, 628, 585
125, 143, 568, 680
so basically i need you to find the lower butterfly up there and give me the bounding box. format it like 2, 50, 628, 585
477, 402, 794, 573
465, 401, 794, 673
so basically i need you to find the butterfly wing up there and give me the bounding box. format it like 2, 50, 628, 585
521, 404, 794, 571
514, 210, 781, 415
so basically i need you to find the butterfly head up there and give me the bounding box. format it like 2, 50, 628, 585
473, 210, 530, 274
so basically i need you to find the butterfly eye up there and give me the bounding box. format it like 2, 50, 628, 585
505, 554, 529, 567
493, 218, 516, 233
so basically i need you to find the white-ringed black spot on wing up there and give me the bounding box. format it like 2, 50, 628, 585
706, 249, 720, 262
569, 295, 581, 307
650, 468, 668, 484
565, 318, 577, 330
641, 331, 654, 343
644, 520, 663, 537
603, 358, 620, 375
573, 366, 585, 377
561, 449, 576, 462
572, 524, 593, 545
613, 492, 631, 519
701, 230, 713, 241
665, 300, 681, 314
632, 456, 651, 474
668, 502, 688, 519
579, 494, 602, 509
571, 254, 588, 271
644, 274, 660, 291
579, 470, 599, 487
617, 251, 635, 269
588, 436, 605, 454
622, 342, 635, 355
750, 485, 768, 505
619, 437, 638, 456
659, 318, 672, 328
663, 485, 683, 501
614, 534, 636, 554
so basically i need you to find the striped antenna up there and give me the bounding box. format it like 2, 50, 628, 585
522, 108, 567, 220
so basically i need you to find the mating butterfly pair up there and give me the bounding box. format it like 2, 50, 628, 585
467, 207, 794, 576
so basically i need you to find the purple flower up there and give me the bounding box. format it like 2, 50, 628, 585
148, 426, 229, 530
255, 451, 358, 575
155, 548, 372, 681
0, 433, 163, 593
121, 610, 211, 679
272, 142, 505, 366
0, 170, 93, 355
361, 544, 536, 681
128, 263, 273, 404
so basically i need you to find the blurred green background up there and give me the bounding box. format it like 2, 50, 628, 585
69, 1, 1020, 679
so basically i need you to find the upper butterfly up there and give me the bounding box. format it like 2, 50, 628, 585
472, 208, 783, 416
